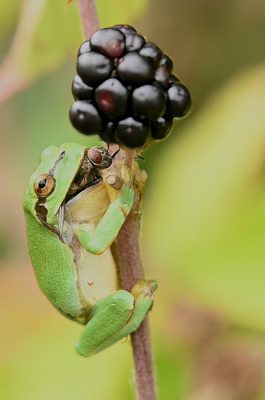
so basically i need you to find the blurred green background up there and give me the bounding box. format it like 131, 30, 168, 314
1, 0, 265, 399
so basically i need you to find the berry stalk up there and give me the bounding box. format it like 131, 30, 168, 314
109, 143, 156, 400
76, 0, 99, 39
75, 2, 157, 399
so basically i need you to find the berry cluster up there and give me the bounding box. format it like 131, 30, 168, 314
70, 24, 191, 149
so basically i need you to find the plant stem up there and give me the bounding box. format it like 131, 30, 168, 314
76, 0, 99, 39
75, 3, 156, 398
131, 318, 156, 400
115, 184, 157, 400
109, 146, 157, 400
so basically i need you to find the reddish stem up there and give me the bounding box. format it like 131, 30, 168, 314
76, 0, 99, 39
110, 146, 156, 400
131, 318, 156, 400
115, 178, 156, 400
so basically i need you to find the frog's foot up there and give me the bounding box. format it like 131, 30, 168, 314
131, 279, 157, 300
75, 279, 157, 357
128, 279, 157, 327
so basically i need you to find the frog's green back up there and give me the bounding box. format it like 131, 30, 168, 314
23, 143, 87, 321
24, 208, 82, 320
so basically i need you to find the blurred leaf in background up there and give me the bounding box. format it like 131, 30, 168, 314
1, 0, 265, 399
145, 63, 265, 331
0, 0, 82, 103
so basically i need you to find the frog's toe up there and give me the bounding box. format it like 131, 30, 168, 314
131, 279, 158, 300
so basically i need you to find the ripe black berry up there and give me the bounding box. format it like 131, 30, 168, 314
99, 121, 118, 144
78, 40, 91, 56
117, 53, 155, 85
72, 75, 93, 100
124, 33, 145, 52
155, 66, 170, 87
151, 117, 173, 140
168, 74, 180, 85
70, 24, 191, 149
69, 101, 103, 135
90, 28, 125, 58
139, 42, 162, 67
95, 78, 128, 120
115, 117, 150, 149
132, 84, 166, 121
167, 83, 191, 118
77, 52, 113, 87
112, 24, 136, 34
159, 54, 173, 74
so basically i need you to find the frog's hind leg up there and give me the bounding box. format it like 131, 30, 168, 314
75, 279, 157, 357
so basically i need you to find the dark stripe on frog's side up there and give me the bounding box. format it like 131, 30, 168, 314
34, 197, 60, 236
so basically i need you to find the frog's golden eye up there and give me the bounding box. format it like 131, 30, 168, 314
33, 174, 55, 197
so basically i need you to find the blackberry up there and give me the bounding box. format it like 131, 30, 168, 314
139, 42, 162, 67
117, 53, 155, 85
72, 75, 93, 100
151, 117, 173, 140
95, 78, 128, 120
112, 24, 136, 34
70, 24, 191, 149
124, 33, 146, 52
159, 54, 173, 74
167, 83, 191, 118
69, 101, 103, 135
99, 121, 118, 144
78, 40, 91, 56
168, 74, 180, 85
90, 28, 125, 58
132, 84, 166, 121
155, 66, 170, 88
115, 117, 150, 149
77, 52, 113, 87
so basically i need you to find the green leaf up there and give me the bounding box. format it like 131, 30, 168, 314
145, 64, 265, 331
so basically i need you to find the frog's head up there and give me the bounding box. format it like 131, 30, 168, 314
23, 143, 115, 242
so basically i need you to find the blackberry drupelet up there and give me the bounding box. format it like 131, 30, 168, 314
70, 24, 191, 149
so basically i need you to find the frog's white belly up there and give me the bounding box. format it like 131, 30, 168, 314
67, 180, 119, 310
76, 244, 119, 308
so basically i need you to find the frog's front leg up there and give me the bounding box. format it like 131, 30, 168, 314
76, 164, 134, 255
75, 279, 157, 357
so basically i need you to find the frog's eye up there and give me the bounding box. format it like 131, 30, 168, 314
33, 174, 55, 197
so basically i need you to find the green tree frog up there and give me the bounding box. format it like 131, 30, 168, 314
23, 143, 157, 357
